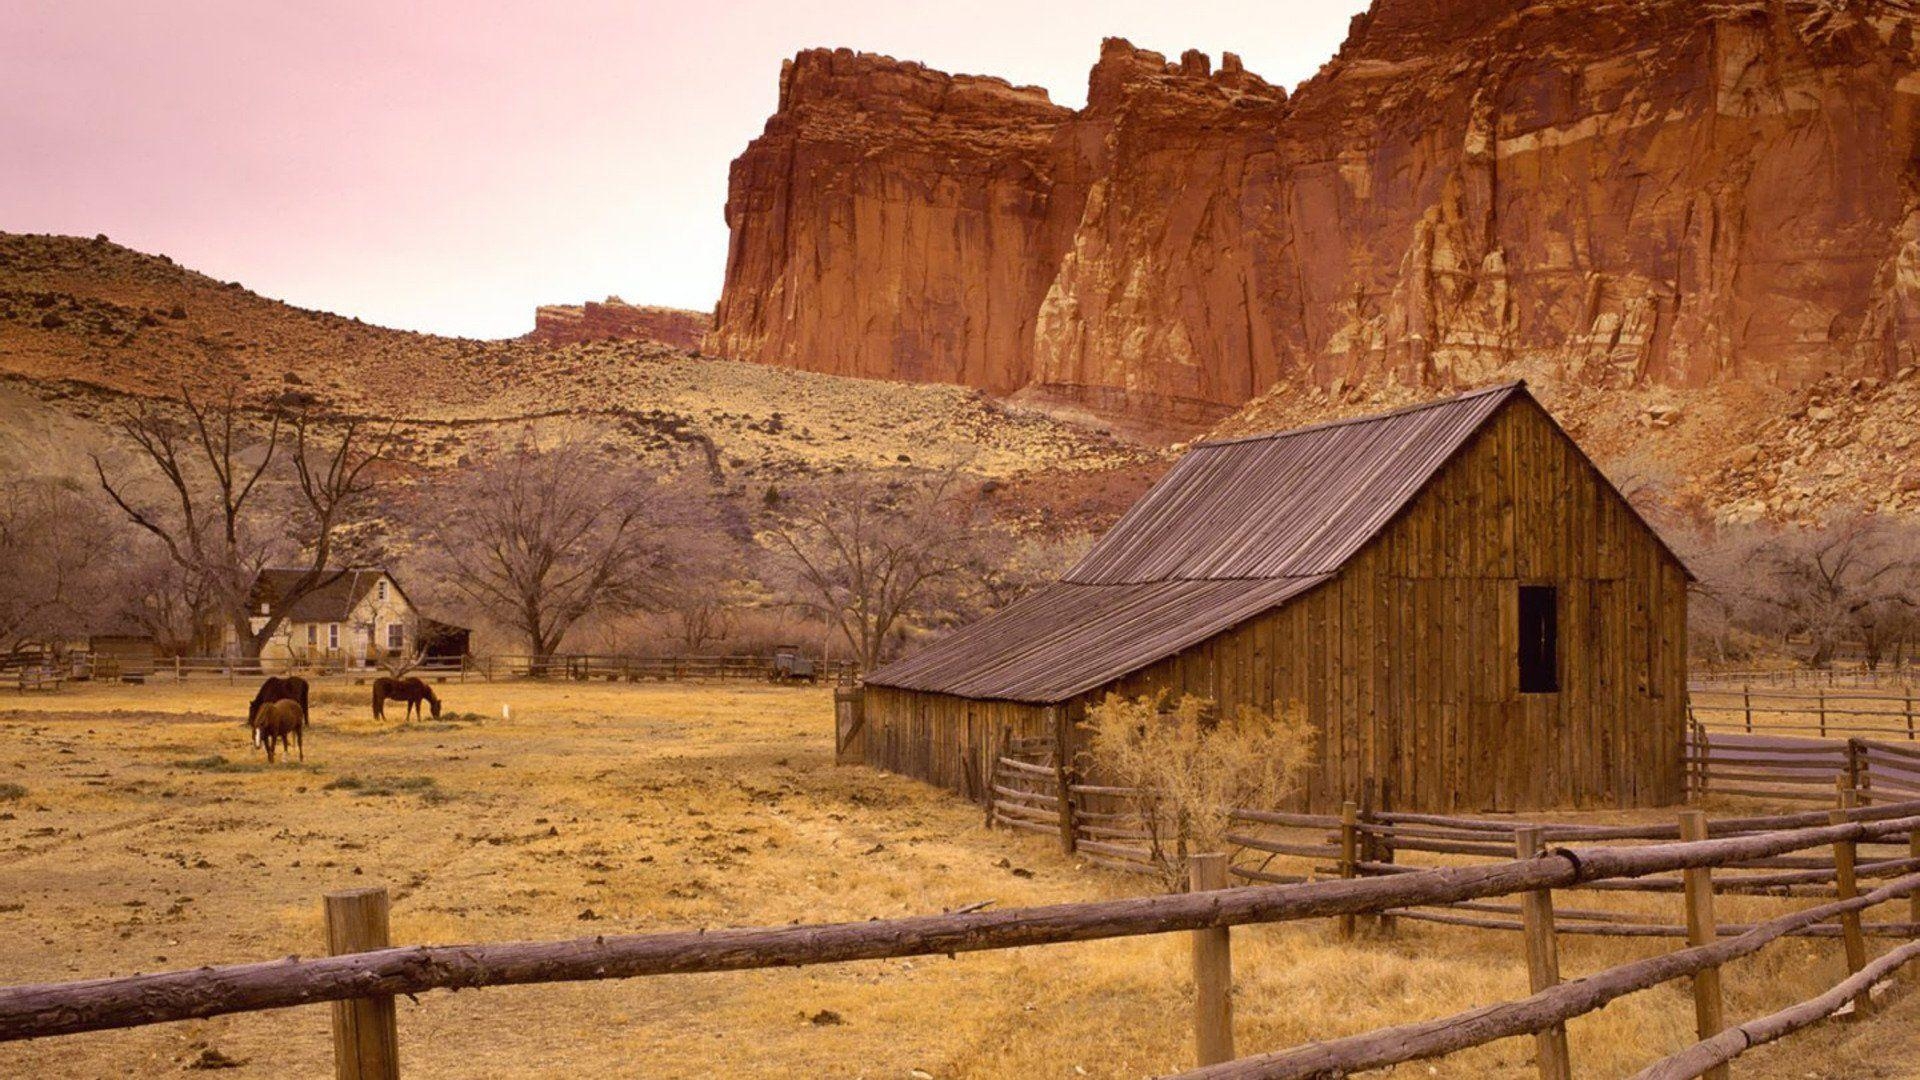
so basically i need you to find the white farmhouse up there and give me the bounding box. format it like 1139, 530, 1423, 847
243, 568, 458, 668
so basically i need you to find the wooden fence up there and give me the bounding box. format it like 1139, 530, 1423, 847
1688, 683, 1920, 740
15, 652, 858, 687
3, 807, 1919, 1078
1692, 667, 1917, 690
986, 730, 1920, 928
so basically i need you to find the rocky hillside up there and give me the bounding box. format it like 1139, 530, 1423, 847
709, 0, 1920, 425
0, 232, 1153, 530
527, 298, 709, 348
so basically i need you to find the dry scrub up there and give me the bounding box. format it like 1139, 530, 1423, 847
0, 681, 1912, 1078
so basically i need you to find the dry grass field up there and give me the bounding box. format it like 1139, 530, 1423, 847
1, 680, 1915, 1078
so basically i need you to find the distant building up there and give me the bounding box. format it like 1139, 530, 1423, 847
861, 382, 1692, 813
241, 568, 467, 667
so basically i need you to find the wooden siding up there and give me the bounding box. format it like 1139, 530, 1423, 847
861, 686, 1050, 801
862, 395, 1688, 812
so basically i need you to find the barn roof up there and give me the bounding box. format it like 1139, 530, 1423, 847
866, 381, 1593, 704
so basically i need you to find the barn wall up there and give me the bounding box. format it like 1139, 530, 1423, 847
860, 685, 1050, 801
1095, 397, 1687, 812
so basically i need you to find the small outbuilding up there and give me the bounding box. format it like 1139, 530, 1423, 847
861, 382, 1691, 813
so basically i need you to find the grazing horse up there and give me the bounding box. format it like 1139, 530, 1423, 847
372, 676, 441, 720
248, 675, 309, 728
250, 699, 306, 763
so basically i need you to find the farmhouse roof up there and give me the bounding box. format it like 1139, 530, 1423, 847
866, 381, 1670, 704
250, 567, 407, 623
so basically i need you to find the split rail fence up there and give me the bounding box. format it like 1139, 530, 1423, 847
4, 806, 1920, 1078
13, 653, 857, 687
1687, 683, 1920, 740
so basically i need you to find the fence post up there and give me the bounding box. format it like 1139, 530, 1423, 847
1828, 800, 1871, 1020
1743, 684, 1753, 734
1514, 827, 1572, 1080
325, 886, 400, 1080
1907, 690, 1915, 741
985, 728, 1010, 831
1910, 824, 1920, 937
1337, 801, 1358, 941
1189, 852, 1234, 1067
1819, 690, 1828, 738
1677, 810, 1728, 1080
1690, 719, 1710, 801
1050, 706, 1077, 856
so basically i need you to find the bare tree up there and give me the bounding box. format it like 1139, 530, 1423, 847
665, 542, 742, 653
0, 479, 117, 652
426, 441, 690, 662
764, 470, 1011, 671
92, 387, 389, 658
978, 532, 1094, 612
113, 544, 223, 655
1748, 511, 1920, 669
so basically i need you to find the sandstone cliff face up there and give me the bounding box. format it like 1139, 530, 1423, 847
528, 298, 709, 348
710, 0, 1920, 420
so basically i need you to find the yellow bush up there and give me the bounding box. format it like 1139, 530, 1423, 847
1085, 691, 1313, 890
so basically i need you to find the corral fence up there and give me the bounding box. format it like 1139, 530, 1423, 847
988, 724, 1920, 882
9, 652, 857, 687
1692, 667, 1917, 690
3, 804, 1920, 1079
1687, 681, 1920, 741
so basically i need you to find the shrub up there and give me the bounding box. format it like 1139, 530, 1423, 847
176, 754, 262, 773
325, 775, 443, 800
0, 782, 26, 801
1085, 691, 1314, 892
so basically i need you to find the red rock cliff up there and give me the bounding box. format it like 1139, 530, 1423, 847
528, 298, 710, 348
709, 1, 1920, 419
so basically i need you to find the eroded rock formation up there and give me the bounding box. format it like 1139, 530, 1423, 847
529, 298, 709, 348
709, 0, 1920, 420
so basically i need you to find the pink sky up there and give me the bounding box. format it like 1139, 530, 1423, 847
4, 1, 1365, 339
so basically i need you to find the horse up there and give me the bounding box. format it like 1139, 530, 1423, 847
250, 698, 306, 763
248, 675, 309, 728
372, 676, 441, 720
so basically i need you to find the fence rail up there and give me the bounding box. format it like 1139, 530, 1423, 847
4, 807, 1918, 1079
7, 652, 858, 687
1688, 682, 1920, 740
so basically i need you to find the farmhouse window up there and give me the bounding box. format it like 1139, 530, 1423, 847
377, 581, 388, 602
328, 623, 340, 650
306, 625, 316, 645
387, 623, 404, 651
1518, 585, 1559, 694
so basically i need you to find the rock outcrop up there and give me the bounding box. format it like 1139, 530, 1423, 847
709, 0, 1920, 421
529, 298, 709, 348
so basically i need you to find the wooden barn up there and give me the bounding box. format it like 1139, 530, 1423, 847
859, 382, 1691, 813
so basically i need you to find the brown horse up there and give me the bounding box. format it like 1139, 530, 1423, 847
372, 676, 441, 720
248, 675, 309, 727
250, 698, 306, 762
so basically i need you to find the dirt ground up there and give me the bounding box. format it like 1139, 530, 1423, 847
1, 680, 1916, 1078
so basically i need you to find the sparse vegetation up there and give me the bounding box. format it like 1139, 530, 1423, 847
0, 782, 26, 801
325, 774, 443, 800
1085, 692, 1314, 891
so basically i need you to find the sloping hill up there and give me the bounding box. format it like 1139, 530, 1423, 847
0, 233, 1158, 531
1206, 367, 1920, 524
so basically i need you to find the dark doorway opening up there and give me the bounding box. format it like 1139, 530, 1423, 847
1519, 585, 1559, 694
